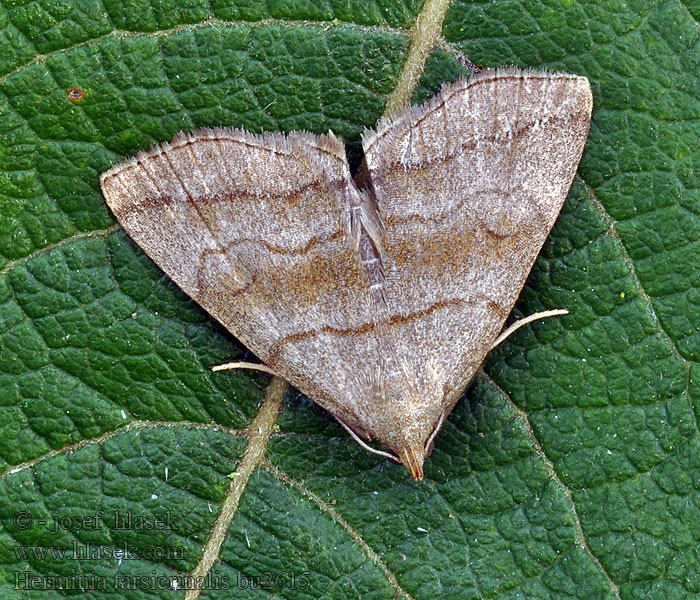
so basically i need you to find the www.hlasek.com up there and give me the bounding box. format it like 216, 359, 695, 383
14, 540, 183, 562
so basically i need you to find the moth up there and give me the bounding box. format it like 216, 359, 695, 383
100, 68, 592, 480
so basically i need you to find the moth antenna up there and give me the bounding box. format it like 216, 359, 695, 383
212, 361, 278, 376
490, 309, 569, 351
424, 408, 447, 454
335, 417, 400, 462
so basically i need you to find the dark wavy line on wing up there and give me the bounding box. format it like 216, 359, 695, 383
264, 295, 506, 366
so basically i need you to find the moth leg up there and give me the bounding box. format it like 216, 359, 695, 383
490, 308, 569, 351
335, 417, 400, 462
211, 361, 278, 376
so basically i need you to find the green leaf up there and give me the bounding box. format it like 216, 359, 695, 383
1, 1, 698, 598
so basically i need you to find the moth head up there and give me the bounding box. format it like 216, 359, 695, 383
380, 358, 445, 481
398, 445, 427, 481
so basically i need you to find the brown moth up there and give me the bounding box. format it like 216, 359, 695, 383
100, 68, 592, 480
